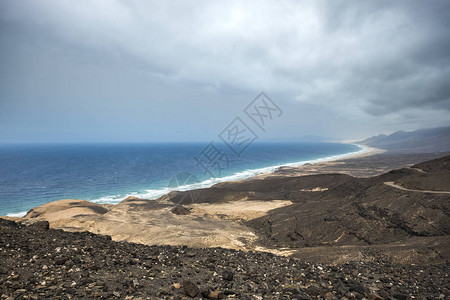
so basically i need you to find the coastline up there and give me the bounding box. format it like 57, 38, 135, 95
252, 144, 384, 180
3, 143, 377, 218
136, 143, 383, 199
3, 148, 448, 266
152, 143, 379, 195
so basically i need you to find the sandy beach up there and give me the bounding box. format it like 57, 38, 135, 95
252, 144, 384, 180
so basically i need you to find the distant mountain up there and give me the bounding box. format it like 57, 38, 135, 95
360, 126, 450, 153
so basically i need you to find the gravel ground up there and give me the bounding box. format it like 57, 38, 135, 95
0, 219, 448, 299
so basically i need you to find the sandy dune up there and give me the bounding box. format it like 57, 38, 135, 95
21, 197, 292, 252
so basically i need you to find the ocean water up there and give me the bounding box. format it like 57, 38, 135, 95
0, 142, 363, 216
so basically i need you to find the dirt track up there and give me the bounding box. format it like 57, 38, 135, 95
384, 181, 450, 194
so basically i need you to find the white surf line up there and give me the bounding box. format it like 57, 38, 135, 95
384, 182, 450, 194
91, 144, 369, 204
5, 211, 28, 218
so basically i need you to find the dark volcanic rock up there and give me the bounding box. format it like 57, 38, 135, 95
182, 279, 199, 297
171, 205, 191, 215
305, 286, 321, 297
393, 293, 409, 300
30, 220, 49, 230
222, 269, 234, 281
161, 156, 450, 266
242, 155, 450, 264
0, 215, 447, 299
54, 257, 67, 265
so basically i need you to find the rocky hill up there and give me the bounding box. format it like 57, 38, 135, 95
166, 155, 450, 264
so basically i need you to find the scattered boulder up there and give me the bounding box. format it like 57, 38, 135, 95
349, 283, 366, 294
305, 286, 321, 297
368, 293, 385, 300
172, 282, 181, 289
200, 285, 211, 297
394, 294, 409, 300
208, 290, 225, 299
0, 219, 447, 299
324, 292, 336, 300
222, 269, 234, 281
182, 280, 199, 297
171, 206, 191, 215
30, 221, 50, 230
54, 257, 67, 265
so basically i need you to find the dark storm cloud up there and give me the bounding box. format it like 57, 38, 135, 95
308, 0, 450, 115
0, 0, 449, 142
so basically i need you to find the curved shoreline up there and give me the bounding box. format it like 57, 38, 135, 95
5, 143, 382, 217
90, 144, 380, 203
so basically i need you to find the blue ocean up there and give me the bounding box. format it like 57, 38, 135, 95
0, 142, 363, 216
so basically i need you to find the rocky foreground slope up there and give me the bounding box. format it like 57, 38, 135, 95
0, 218, 448, 299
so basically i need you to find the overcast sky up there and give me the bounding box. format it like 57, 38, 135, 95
1, 0, 449, 143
